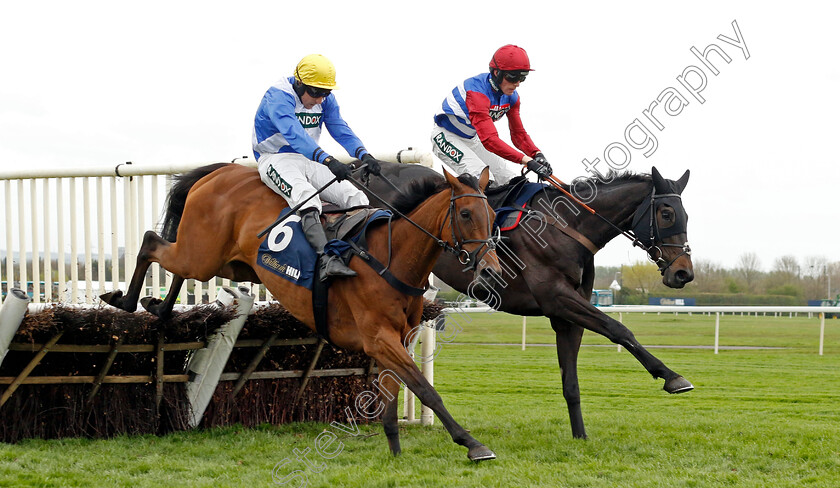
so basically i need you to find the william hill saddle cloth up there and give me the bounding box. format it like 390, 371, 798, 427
257, 204, 391, 290
257, 203, 392, 343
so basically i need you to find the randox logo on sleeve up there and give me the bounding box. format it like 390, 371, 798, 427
434, 132, 464, 163
296, 113, 322, 128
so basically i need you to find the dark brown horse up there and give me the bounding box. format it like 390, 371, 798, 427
101, 162, 502, 460
364, 162, 695, 440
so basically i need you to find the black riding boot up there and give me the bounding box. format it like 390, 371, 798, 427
299, 208, 357, 282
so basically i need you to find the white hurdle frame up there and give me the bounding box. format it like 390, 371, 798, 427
2, 162, 250, 305
0, 150, 433, 305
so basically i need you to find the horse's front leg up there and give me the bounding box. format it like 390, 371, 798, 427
538, 280, 693, 394
363, 326, 495, 462
549, 317, 587, 439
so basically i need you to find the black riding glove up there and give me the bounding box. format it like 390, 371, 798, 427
526, 153, 553, 179
324, 156, 352, 182
361, 153, 382, 176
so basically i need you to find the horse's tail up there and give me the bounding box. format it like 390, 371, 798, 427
160, 162, 230, 242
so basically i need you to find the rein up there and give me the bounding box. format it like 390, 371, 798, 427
535, 173, 690, 275
348, 173, 496, 284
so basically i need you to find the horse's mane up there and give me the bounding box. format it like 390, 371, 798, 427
390, 173, 479, 216
549, 170, 650, 195
572, 170, 649, 188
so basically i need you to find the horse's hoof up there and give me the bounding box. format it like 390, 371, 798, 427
99, 290, 123, 307
467, 445, 496, 462
140, 296, 169, 319
664, 376, 694, 394
139, 296, 162, 311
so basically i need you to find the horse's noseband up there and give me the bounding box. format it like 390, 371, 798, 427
647, 242, 692, 276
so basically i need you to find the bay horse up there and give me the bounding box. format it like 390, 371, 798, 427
364, 162, 694, 440
100, 162, 502, 461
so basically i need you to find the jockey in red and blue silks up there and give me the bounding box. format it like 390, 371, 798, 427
431, 44, 552, 185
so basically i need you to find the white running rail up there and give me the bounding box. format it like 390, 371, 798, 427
0, 150, 432, 305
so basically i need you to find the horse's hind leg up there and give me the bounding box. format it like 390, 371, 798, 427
364, 327, 495, 462
100, 230, 170, 312
140, 275, 185, 320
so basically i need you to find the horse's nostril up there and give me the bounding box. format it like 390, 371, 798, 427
479, 268, 500, 287
675, 269, 694, 283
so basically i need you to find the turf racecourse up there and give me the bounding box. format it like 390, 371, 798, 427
2, 312, 839, 487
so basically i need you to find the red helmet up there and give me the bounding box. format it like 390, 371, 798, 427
489, 45, 533, 72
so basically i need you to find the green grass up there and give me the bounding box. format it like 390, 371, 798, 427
2, 314, 839, 487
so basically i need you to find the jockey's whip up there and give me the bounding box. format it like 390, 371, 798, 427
256, 163, 367, 239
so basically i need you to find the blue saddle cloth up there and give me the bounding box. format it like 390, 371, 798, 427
492, 182, 547, 231
257, 208, 392, 290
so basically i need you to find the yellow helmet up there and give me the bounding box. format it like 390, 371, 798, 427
294, 54, 339, 90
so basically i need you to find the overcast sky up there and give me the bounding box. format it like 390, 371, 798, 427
1, 1, 838, 271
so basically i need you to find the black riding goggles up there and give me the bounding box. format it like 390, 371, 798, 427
503, 71, 528, 83
304, 85, 331, 98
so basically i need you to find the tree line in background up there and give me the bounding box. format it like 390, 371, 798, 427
594, 252, 840, 305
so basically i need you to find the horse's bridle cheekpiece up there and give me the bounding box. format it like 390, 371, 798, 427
441, 190, 497, 273
630, 187, 691, 275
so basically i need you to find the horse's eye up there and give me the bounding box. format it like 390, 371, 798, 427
662, 210, 672, 221
460, 209, 471, 219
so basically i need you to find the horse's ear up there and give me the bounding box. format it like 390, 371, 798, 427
675, 169, 690, 194
443, 168, 458, 187
478, 166, 491, 191
651, 166, 669, 194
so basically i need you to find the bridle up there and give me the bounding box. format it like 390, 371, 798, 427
629, 187, 691, 275
353, 174, 497, 273
441, 191, 498, 272
530, 174, 690, 276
